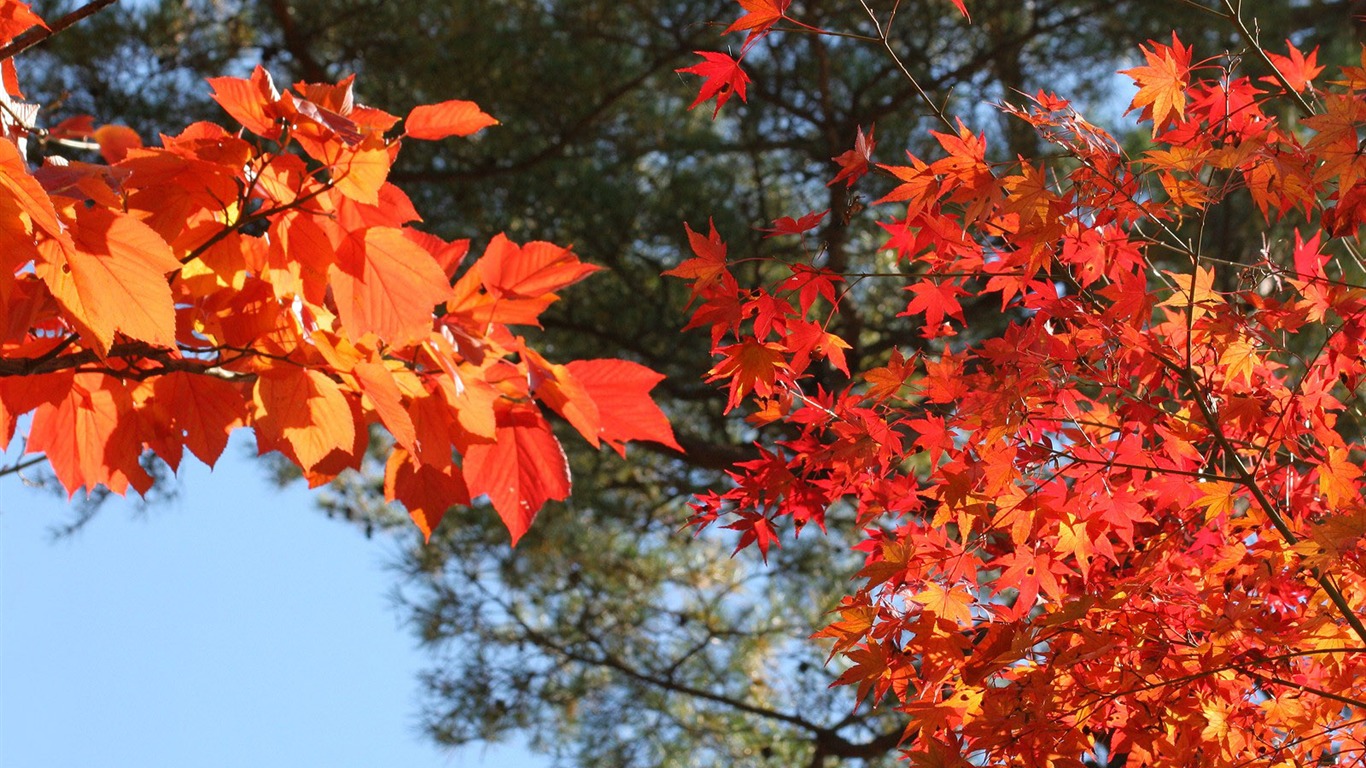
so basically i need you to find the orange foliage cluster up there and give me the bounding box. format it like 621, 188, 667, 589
0, 2, 677, 543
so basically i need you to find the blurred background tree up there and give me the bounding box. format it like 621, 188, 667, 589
20, 1, 1364, 765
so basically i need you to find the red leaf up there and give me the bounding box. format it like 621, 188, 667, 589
828, 125, 875, 188
207, 66, 281, 138
463, 406, 571, 545
404, 99, 499, 140
725, 0, 788, 36
902, 279, 967, 327
761, 209, 828, 238
1265, 40, 1323, 93
565, 358, 682, 455
663, 219, 729, 291
149, 372, 245, 468
676, 51, 751, 118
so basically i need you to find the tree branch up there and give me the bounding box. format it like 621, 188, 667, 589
0, 0, 121, 63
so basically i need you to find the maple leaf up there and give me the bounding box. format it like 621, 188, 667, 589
724, 0, 788, 36
207, 66, 281, 138
946, 0, 970, 21
760, 209, 828, 238
39, 206, 181, 355
676, 51, 751, 118
1121, 34, 1192, 134
902, 279, 967, 327
26, 373, 151, 496
478, 233, 601, 299
707, 339, 790, 412
1264, 40, 1322, 93
385, 447, 470, 542
828, 125, 875, 188
663, 219, 729, 293
0, 1, 43, 47
148, 372, 245, 468
912, 581, 974, 626
404, 99, 499, 140
1317, 446, 1362, 509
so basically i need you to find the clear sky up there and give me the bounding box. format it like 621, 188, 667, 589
1, 433, 541, 768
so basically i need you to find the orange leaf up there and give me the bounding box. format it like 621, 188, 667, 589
329, 143, 391, 205
384, 447, 469, 541
912, 581, 974, 626
353, 360, 417, 451
207, 66, 281, 138
662, 219, 729, 292
523, 346, 601, 447
0, 1, 43, 46
725, 0, 787, 35
404, 99, 498, 140
330, 226, 451, 344
477, 233, 601, 299
149, 372, 246, 467
463, 405, 571, 545
252, 368, 356, 472
26, 373, 151, 496
565, 358, 681, 455
1317, 446, 1362, 509
707, 339, 790, 412
40, 206, 180, 354
1121, 34, 1192, 134
93, 124, 142, 164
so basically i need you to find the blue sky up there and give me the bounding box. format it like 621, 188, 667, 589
1, 433, 541, 768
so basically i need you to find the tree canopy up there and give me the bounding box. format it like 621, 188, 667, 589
7, 1, 1366, 766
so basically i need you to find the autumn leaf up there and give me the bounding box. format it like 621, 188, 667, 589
1317, 446, 1362, 508
252, 368, 356, 472
149, 372, 246, 468
207, 66, 281, 138
40, 206, 181, 354
385, 447, 470, 541
725, 0, 788, 36
330, 226, 452, 344
1121, 34, 1192, 134
404, 99, 498, 140
707, 339, 790, 412
463, 405, 572, 545
352, 361, 417, 452
25, 373, 151, 496
761, 209, 828, 238
902, 279, 967, 327
0, 1, 43, 46
663, 219, 729, 293
478, 233, 602, 299
912, 581, 974, 626
676, 51, 751, 118
1265, 40, 1322, 93
566, 358, 682, 455
829, 125, 875, 187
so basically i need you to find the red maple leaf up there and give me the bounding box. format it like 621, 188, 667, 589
828, 125, 875, 188
676, 51, 751, 118
760, 209, 828, 238
725, 0, 789, 37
